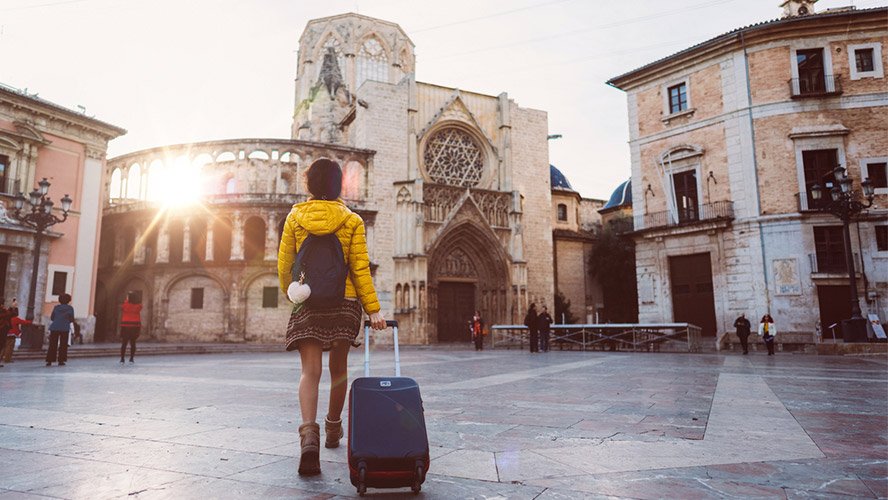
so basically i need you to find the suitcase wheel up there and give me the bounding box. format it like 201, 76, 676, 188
412, 464, 424, 494
356, 463, 367, 496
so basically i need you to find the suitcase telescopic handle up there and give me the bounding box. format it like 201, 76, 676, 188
363, 320, 400, 378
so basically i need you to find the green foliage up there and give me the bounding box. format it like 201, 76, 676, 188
554, 291, 580, 324
589, 216, 638, 322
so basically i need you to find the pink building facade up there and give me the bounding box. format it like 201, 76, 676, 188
0, 84, 125, 339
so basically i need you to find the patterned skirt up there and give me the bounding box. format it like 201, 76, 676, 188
285, 298, 363, 352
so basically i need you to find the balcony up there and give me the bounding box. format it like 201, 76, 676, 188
633, 201, 734, 232
789, 74, 842, 98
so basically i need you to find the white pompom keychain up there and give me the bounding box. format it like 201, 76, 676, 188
288, 272, 312, 304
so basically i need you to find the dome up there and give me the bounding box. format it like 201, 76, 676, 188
602, 179, 632, 210
550, 165, 574, 190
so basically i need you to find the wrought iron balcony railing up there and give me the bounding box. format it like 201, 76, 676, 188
789, 74, 842, 98
634, 200, 733, 231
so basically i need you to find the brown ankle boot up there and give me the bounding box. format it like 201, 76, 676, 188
325, 416, 343, 449
298, 422, 321, 475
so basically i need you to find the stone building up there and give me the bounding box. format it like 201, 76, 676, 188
0, 83, 124, 339
95, 13, 605, 344
607, 1, 888, 346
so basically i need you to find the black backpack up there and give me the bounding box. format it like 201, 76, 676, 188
291, 233, 348, 307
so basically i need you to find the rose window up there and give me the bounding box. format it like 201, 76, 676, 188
423, 128, 483, 187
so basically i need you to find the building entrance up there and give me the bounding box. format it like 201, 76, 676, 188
669, 253, 717, 337
437, 281, 475, 343
816, 285, 852, 340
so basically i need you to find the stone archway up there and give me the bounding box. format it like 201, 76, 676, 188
427, 220, 510, 343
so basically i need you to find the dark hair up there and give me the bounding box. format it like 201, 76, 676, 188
127, 291, 141, 305
59, 293, 72, 305
306, 158, 342, 201
528, 302, 536, 313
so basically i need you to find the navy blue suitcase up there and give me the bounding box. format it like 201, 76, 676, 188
348, 320, 429, 495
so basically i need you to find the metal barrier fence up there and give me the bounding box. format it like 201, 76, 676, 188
491, 323, 703, 353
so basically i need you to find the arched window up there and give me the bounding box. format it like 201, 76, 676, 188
244, 217, 266, 263
168, 220, 184, 263
213, 218, 232, 261
557, 203, 568, 222
190, 218, 207, 263
248, 150, 269, 160
109, 168, 122, 201
356, 37, 388, 88
127, 164, 141, 199
424, 128, 484, 187
146, 160, 164, 201
278, 175, 289, 194
341, 161, 364, 200
225, 177, 237, 194
316, 36, 345, 79
216, 151, 236, 162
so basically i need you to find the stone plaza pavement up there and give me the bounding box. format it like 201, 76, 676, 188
0, 348, 886, 499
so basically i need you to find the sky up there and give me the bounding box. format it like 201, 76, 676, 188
1, 0, 883, 200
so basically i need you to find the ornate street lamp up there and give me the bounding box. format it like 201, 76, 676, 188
809, 166, 876, 342
8, 178, 73, 323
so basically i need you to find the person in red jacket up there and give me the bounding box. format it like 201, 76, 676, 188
3, 301, 33, 364
120, 291, 143, 364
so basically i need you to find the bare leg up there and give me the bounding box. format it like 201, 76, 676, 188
327, 340, 351, 421
298, 341, 323, 424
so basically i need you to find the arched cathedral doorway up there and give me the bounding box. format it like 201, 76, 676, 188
428, 221, 510, 343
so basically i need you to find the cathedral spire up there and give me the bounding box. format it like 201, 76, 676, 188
319, 47, 344, 97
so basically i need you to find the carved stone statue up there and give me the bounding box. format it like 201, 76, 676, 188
0, 200, 18, 225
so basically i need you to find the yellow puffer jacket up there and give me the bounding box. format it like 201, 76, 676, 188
277, 200, 380, 314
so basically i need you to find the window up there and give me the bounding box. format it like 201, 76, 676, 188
802, 149, 838, 209
316, 36, 345, 80
856, 48, 875, 73
262, 287, 278, 308
876, 226, 888, 252
865, 162, 887, 189
190, 218, 207, 263
213, 218, 232, 261
356, 37, 389, 89
796, 48, 826, 94
190, 288, 204, 309
51, 271, 67, 296
243, 217, 266, 263
849, 43, 884, 80
668, 83, 687, 114
672, 170, 699, 223
556, 203, 568, 221
424, 128, 484, 187
813, 226, 846, 273
0, 154, 9, 194
168, 220, 184, 263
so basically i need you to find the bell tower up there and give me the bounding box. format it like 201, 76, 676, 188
781, 0, 817, 17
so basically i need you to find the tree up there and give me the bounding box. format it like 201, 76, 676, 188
554, 291, 580, 324
589, 216, 638, 323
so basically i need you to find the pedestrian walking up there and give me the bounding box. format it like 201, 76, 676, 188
759, 314, 776, 356
0, 298, 13, 368
524, 303, 539, 353
472, 311, 485, 351
46, 293, 74, 366
538, 306, 553, 352
120, 291, 143, 364
277, 158, 385, 476
734, 313, 752, 354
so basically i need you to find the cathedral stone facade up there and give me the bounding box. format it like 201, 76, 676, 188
96, 13, 603, 344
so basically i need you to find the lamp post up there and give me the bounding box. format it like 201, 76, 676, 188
810, 166, 875, 342
10, 178, 73, 322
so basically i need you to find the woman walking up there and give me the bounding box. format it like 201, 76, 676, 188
120, 292, 143, 364
278, 158, 385, 476
759, 314, 776, 355
46, 293, 74, 366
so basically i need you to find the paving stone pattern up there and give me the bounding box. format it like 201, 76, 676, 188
0, 350, 886, 499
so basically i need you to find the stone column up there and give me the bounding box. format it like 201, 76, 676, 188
156, 215, 170, 263
182, 217, 192, 263
231, 212, 245, 261
205, 224, 214, 262
265, 212, 278, 261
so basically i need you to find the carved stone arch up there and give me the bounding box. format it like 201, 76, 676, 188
13, 121, 48, 143
659, 144, 704, 164
426, 210, 512, 342
241, 270, 279, 300
162, 271, 230, 300
0, 135, 22, 152
355, 32, 392, 62
396, 186, 412, 203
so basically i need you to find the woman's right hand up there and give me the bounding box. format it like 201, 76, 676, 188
369, 312, 386, 330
